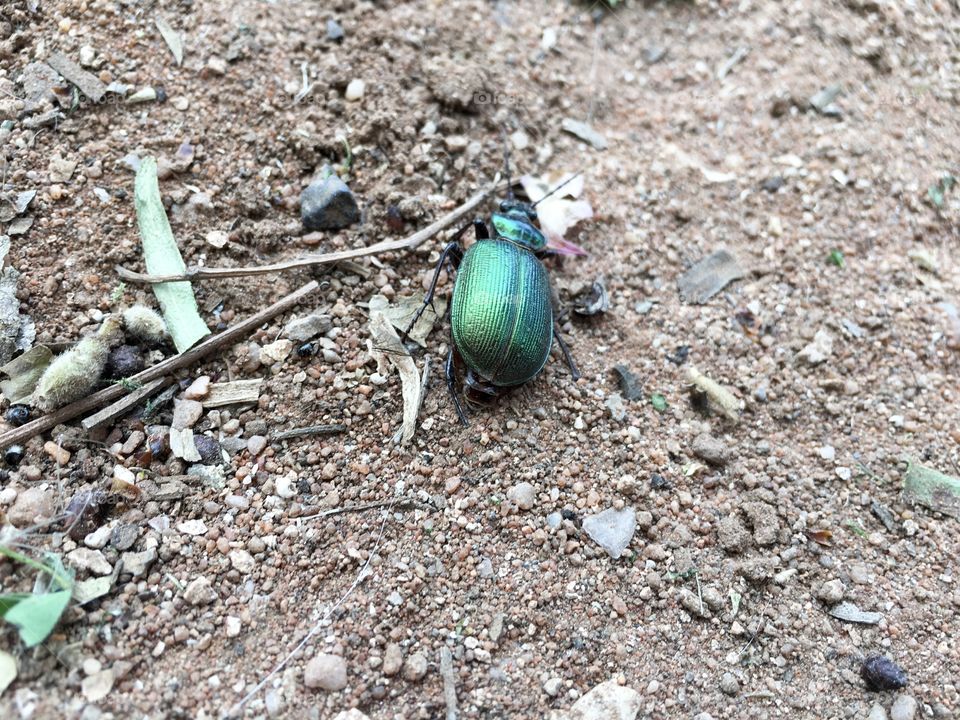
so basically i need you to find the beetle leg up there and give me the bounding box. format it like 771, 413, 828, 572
553, 324, 581, 380
402, 240, 464, 340
446, 346, 469, 426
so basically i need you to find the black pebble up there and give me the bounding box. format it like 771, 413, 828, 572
761, 175, 785, 192
193, 435, 223, 465
861, 655, 908, 691
650, 473, 671, 490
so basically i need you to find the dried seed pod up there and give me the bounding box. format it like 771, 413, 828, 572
122, 305, 168, 345
32, 316, 124, 411
861, 655, 908, 691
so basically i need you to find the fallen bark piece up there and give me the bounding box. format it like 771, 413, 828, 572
201, 378, 263, 408
81, 377, 173, 431
47, 52, 107, 102
677, 249, 746, 303
902, 461, 960, 518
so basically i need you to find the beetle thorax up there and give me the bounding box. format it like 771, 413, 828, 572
490, 211, 547, 251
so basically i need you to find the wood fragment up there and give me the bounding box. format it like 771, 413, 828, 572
440, 646, 458, 720
46, 52, 106, 103
298, 498, 421, 520
201, 378, 263, 408
270, 424, 346, 442
0, 281, 319, 451
81, 377, 173, 431
685, 366, 741, 422
116, 180, 505, 284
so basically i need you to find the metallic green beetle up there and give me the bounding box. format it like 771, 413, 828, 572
405, 199, 580, 425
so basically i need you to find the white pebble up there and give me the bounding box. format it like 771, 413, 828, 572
345, 78, 365, 101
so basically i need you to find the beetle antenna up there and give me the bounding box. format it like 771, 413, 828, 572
499, 126, 514, 201
532, 172, 582, 208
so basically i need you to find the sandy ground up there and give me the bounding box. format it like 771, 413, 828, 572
1, 0, 960, 718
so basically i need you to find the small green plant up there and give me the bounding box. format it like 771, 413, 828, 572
114, 378, 143, 391
0, 545, 74, 647
110, 282, 127, 304
928, 174, 956, 209
845, 521, 868, 538
827, 249, 845, 268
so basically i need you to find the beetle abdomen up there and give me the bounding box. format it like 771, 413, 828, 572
451, 240, 553, 386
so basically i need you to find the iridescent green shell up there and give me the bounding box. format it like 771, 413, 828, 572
451, 239, 553, 386
490, 213, 547, 250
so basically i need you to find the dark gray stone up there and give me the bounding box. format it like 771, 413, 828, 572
300, 167, 360, 231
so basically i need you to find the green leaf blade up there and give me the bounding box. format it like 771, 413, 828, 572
134, 157, 210, 353
4, 590, 71, 647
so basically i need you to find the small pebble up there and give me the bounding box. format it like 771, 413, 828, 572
506, 482, 536, 511
890, 695, 917, 720
402, 652, 428, 682
345, 78, 365, 101
304, 653, 348, 691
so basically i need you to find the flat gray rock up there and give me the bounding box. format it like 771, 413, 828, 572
582, 507, 636, 559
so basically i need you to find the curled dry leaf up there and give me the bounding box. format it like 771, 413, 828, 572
368, 302, 421, 445
519, 174, 591, 255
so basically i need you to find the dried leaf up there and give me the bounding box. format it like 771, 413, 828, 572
155, 17, 184, 66
134, 157, 210, 352
368, 293, 446, 347
677, 249, 746, 304
806, 529, 833, 547
660, 143, 736, 184
902, 461, 960, 518
368, 306, 420, 445
560, 118, 608, 150
0, 649, 15, 696
685, 366, 741, 422
0, 344, 51, 403
519, 174, 591, 255
829, 601, 882, 625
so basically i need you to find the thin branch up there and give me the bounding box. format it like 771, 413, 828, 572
116, 180, 504, 284
270, 424, 347, 442
0, 281, 320, 451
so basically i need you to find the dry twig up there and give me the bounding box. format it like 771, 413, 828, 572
116, 180, 504, 284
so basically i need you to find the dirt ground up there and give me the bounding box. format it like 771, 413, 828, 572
1, 0, 960, 718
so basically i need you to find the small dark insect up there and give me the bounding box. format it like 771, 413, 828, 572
63, 489, 110, 541
666, 345, 690, 365
561, 508, 578, 521
297, 342, 317, 357
4, 444, 24, 467
6, 404, 30, 427
860, 655, 908, 692
385, 204, 404, 233
650, 473, 671, 490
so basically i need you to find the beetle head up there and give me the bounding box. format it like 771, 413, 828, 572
498, 199, 538, 222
